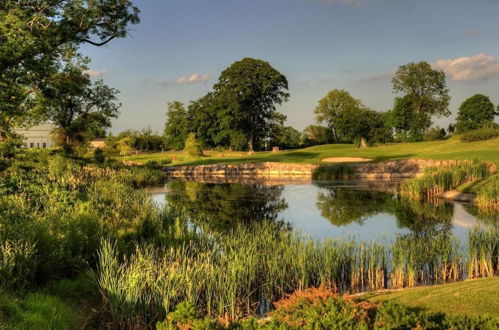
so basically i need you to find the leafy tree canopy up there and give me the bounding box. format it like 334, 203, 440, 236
273, 126, 302, 150
164, 101, 189, 150
0, 0, 139, 137
390, 62, 450, 141
392, 61, 450, 118
211, 58, 289, 151
39, 59, 120, 153
314, 89, 392, 144
302, 125, 332, 146
456, 94, 497, 133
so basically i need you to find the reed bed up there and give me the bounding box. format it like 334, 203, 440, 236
96, 222, 498, 326
467, 227, 499, 279
400, 161, 490, 200
476, 175, 499, 210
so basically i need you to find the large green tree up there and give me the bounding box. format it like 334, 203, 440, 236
39, 61, 120, 153
211, 58, 289, 152
164, 101, 189, 150
302, 125, 332, 146
456, 94, 497, 133
391, 62, 450, 140
273, 126, 302, 150
314, 89, 391, 144
0, 0, 139, 138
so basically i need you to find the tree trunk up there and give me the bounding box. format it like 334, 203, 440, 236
248, 135, 254, 154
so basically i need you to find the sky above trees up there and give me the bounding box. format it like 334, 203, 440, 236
81, 0, 499, 133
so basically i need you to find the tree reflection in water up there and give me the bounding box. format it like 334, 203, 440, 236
165, 181, 289, 232
314, 183, 454, 236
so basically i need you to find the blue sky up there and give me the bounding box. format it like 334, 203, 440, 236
82, 0, 499, 133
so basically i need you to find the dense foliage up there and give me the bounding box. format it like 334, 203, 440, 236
0, 0, 139, 140
460, 127, 499, 143
314, 89, 392, 144
456, 94, 497, 133
165, 58, 289, 152
390, 62, 450, 141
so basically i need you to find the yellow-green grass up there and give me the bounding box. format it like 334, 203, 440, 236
123, 136, 499, 166
362, 277, 499, 317
457, 174, 499, 194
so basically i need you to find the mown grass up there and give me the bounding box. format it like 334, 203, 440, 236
363, 277, 499, 317
122, 136, 499, 166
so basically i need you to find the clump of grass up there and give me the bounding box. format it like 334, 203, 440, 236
476, 175, 499, 210
468, 227, 499, 279
400, 161, 490, 200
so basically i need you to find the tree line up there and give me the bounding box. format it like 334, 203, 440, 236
164, 59, 499, 152
2, 2, 498, 158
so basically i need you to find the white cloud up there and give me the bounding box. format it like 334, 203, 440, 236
143, 73, 213, 87
176, 73, 212, 84
84, 69, 106, 78
432, 53, 499, 82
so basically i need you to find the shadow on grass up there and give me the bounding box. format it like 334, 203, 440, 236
370, 154, 417, 162
178, 152, 320, 166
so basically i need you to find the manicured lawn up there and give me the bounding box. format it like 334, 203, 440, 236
362, 277, 499, 317
124, 136, 499, 166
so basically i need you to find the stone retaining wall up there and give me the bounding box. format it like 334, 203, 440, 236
165, 159, 496, 181
165, 162, 318, 178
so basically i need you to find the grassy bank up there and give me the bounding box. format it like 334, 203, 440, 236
363, 277, 499, 317
122, 135, 499, 166
1, 151, 498, 328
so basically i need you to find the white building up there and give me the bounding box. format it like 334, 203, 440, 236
15, 123, 57, 149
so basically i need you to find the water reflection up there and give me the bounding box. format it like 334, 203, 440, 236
163, 181, 288, 231
152, 180, 495, 242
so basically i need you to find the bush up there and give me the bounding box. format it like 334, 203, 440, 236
460, 127, 499, 142
93, 148, 105, 164
184, 133, 203, 158
423, 127, 447, 141
270, 287, 372, 329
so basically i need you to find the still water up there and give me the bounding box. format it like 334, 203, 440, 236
151, 180, 493, 244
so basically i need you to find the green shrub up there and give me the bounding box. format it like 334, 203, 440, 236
423, 127, 447, 141
156, 301, 221, 330
160, 158, 172, 165
460, 127, 499, 142
184, 133, 204, 158
93, 148, 105, 164
375, 300, 443, 329
444, 314, 499, 330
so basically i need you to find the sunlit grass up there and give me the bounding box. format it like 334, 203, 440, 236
364, 277, 499, 317
122, 136, 499, 166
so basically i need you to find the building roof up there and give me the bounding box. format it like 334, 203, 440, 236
15, 122, 56, 133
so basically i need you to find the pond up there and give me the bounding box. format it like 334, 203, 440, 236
151, 180, 495, 245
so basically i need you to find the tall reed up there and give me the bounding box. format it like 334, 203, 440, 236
476, 175, 499, 210
467, 227, 499, 279
400, 160, 490, 200
96, 220, 498, 326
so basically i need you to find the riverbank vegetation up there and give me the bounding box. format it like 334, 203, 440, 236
399, 161, 491, 200
0, 151, 497, 328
